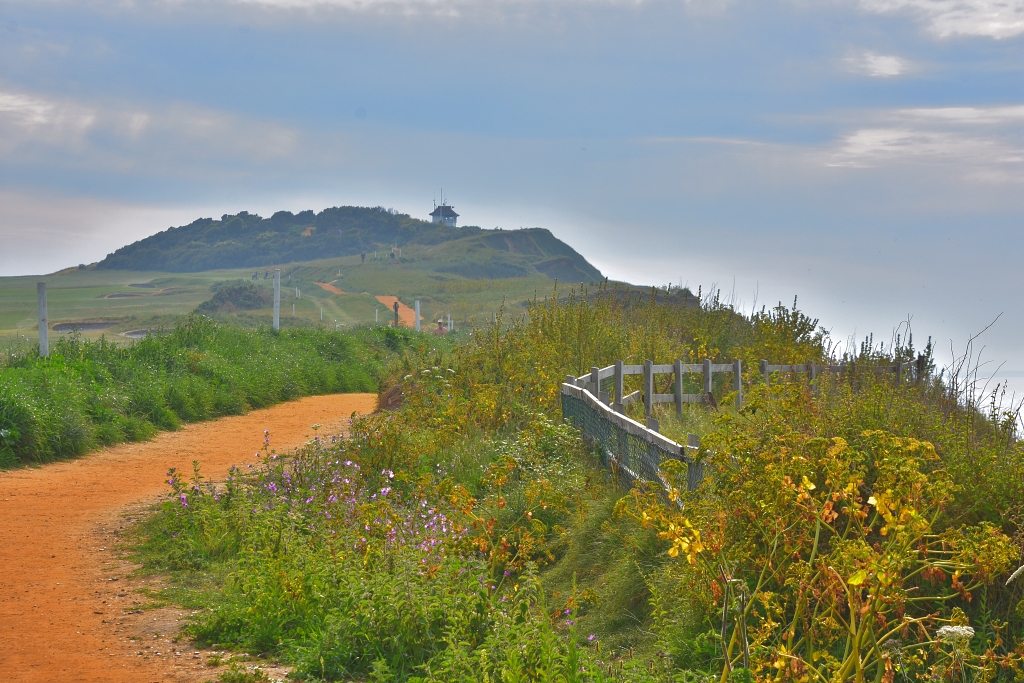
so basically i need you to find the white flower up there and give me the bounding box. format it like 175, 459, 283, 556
936, 625, 974, 646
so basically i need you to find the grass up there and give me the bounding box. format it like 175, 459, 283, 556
0, 315, 415, 467
130, 287, 1024, 682
0, 250, 567, 344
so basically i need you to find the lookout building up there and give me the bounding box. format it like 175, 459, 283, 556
429, 201, 459, 227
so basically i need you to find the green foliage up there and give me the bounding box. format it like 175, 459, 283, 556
92, 206, 604, 285
196, 280, 272, 313
0, 317, 408, 466
139, 290, 1024, 682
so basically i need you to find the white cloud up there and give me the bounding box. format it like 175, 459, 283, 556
859, 0, 1024, 39
844, 51, 911, 77
0, 90, 96, 145
0, 86, 298, 169
827, 104, 1024, 173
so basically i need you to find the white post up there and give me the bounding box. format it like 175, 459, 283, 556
295, 287, 299, 298
292, 303, 295, 316
414, 300, 421, 331
614, 360, 624, 413
375, 308, 378, 323
37, 282, 48, 357
733, 359, 743, 410
320, 307, 323, 321
703, 358, 712, 397
448, 313, 452, 332
674, 359, 683, 416
273, 269, 281, 330
643, 359, 653, 418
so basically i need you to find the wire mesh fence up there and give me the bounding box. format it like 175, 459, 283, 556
561, 382, 704, 493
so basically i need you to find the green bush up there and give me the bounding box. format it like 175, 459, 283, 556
0, 316, 412, 466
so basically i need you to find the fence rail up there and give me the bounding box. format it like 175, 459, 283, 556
560, 382, 704, 495
561, 354, 930, 495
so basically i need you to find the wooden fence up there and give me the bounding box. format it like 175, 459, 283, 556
567, 355, 927, 432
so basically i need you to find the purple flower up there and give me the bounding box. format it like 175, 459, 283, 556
588, 634, 596, 643
179, 493, 188, 507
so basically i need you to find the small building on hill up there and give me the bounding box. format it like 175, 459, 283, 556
430, 202, 459, 227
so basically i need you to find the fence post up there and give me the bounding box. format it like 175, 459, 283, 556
644, 359, 653, 418
614, 360, 624, 413
896, 362, 903, 383
808, 362, 817, 382
37, 282, 48, 357
703, 358, 712, 396
760, 359, 768, 387
273, 269, 281, 330
674, 359, 683, 416
394, 301, 400, 328
733, 359, 742, 410
414, 300, 421, 331
591, 366, 601, 400
916, 354, 926, 383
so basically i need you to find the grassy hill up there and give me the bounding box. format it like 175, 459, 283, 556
0, 207, 609, 343
96, 206, 602, 283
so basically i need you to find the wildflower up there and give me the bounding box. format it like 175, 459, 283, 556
588, 634, 597, 643
936, 625, 974, 648
179, 493, 188, 507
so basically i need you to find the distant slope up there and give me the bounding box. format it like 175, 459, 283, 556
96, 206, 603, 282
97, 207, 481, 273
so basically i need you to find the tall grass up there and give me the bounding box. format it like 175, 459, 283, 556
0, 315, 412, 467
137, 287, 1024, 682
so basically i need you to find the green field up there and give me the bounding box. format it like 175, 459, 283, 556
0, 247, 567, 344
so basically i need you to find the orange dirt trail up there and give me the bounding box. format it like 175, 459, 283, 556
0, 393, 377, 683
375, 295, 419, 327
314, 281, 344, 294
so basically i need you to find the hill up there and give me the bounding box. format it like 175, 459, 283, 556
96, 206, 602, 282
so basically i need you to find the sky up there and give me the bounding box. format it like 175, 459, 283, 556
1, 0, 1023, 390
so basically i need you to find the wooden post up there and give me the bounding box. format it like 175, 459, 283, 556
590, 366, 600, 399
760, 359, 768, 387
414, 300, 421, 331
393, 301, 400, 328
674, 359, 683, 416
896, 362, 903, 382
644, 359, 653, 418
703, 358, 712, 395
37, 282, 48, 357
614, 360, 624, 413
808, 362, 817, 382
733, 359, 742, 410
273, 269, 280, 330
916, 354, 926, 383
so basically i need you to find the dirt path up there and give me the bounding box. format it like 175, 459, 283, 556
374, 295, 419, 327
0, 393, 377, 683
314, 281, 344, 294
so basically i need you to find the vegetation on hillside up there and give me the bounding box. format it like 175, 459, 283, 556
195, 280, 272, 313
138, 287, 1024, 682
0, 316, 411, 468
95, 206, 603, 282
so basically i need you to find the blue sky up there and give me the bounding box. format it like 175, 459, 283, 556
2, 0, 1023, 386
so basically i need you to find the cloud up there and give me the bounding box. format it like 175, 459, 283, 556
844, 51, 912, 77
825, 104, 1024, 175
0, 90, 96, 146
0, 86, 298, 171
858, 0, 1024, 39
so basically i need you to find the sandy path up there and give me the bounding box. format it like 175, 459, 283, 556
314, 282, 345, 294
374, 295, 419, 327
0, 393, 377, 683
